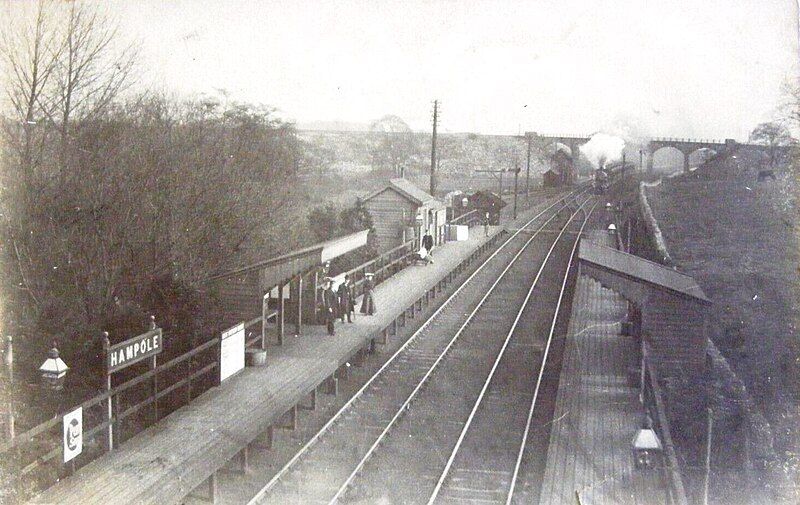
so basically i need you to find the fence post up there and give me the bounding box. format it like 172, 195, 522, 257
4, 335, 14, 441
102, 332, 114, 452
150, 316, 159, 424
262, 291, 270, 350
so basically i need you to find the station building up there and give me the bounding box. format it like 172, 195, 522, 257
361, 178, 447, 252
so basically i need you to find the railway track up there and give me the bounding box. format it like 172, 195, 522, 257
247, 190, 592, 505
428, 201, 596, 505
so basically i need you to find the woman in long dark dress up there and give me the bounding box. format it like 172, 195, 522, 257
360, 273, 377, 315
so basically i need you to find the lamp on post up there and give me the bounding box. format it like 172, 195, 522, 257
39, 343, 69, 392
632, 424, 663, 469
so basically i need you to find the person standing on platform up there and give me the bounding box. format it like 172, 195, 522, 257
338, 274, 354, 323
322, 278, 338, 335
360, 272, 377, 315
483, 212, 490, 237
422, 229, 434, 254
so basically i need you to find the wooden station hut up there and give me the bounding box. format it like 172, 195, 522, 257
361, 178, 447, 252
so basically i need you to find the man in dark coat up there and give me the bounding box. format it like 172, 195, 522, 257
422, 230, 434, 253
338, 275, 355, 323
322, 278, 338, 335
360, 273, 377, 315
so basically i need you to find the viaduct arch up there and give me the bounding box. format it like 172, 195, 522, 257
526, 133, 788, 174
646, 138, 735, 173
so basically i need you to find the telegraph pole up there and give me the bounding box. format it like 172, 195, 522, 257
525, 134, 532, 197
430, 100, 439, 196
513, 162, 520, 219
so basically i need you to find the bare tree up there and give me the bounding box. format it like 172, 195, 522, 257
52, 1, 139, 174
749, 121, 793, 167
0, 0, 62, 182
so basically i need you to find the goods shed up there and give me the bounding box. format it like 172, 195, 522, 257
462, 190, 506, 225
543, 148, 575, 187
361, 178, 447, 252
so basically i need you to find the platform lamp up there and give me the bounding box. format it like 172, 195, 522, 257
39, 342, 69, 392
632, 423, 663, 469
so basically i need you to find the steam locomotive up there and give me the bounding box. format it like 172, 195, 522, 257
593, 161, 635, 194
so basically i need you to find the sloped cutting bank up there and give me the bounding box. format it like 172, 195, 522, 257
636, 174, 797, 504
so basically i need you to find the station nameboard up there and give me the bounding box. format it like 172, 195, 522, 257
107, 328, 163, 373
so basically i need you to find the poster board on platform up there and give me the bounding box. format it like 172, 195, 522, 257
220, 322, 245, 382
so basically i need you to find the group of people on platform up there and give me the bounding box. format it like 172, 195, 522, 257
320, 272, 377, 336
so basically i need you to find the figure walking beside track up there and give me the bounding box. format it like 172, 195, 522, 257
483, 212, 490, 236
360, 272, 377, 315
322, 278, 338, 335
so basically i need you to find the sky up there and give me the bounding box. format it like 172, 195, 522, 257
6, 0, 800, 139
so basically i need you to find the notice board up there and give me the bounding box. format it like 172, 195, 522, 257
220, 322, 245, 382
63, 407, 83, 463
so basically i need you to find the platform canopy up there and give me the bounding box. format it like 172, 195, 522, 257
209, 229, 370, 290
579, 240, 710, 304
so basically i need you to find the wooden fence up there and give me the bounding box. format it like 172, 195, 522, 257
642, 351, 690, 505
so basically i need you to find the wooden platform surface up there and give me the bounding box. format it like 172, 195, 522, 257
29, 220, 523, 504
538, 230, 669, 505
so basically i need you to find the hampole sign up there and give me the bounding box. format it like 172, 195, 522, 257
106, 328, 163, 373
63, 407, 82, 463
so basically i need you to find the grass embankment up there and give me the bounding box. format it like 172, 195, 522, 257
644, 150, 799, 502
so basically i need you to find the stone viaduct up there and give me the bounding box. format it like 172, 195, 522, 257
526, 132, 786, 173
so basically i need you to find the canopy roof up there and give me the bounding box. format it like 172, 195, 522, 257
208, 229, 370, 289
579, 240, 710, 303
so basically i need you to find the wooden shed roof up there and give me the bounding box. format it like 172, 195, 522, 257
363, 178, 443, 208
579, 240, 710, 303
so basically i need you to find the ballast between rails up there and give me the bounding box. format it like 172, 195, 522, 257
326, 195, 594, 505
504, 201, 597, 505
247, 188, 587, 505
424, 198, 594, 505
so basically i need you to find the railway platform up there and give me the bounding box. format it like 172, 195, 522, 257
29, 196, 562, 505
539, 230, 669, 505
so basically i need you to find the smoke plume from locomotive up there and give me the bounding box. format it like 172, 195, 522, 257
580, 133, 626, 169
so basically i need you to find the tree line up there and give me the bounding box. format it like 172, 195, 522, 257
0, 2, 311, 388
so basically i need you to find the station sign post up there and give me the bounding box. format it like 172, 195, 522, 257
102, 320, 163, 451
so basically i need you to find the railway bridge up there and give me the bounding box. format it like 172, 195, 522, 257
528, 132, 784, 173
